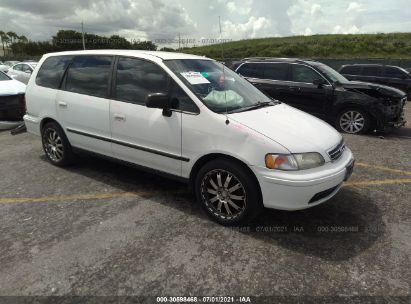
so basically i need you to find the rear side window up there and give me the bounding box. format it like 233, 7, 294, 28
362, 66, 382, 76
13, 64, 23, 71
236, 63, 264, 78
36, 56, 73, 89
115, 57, 169, 105
340, 65, 361, 75
263, 63, 290, 81
65, 56, 113, 98
384, 67, 406, 78
291, 65, 322, 83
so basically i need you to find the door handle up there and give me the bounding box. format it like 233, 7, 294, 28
288, 87, 300, 91
58, 101, 68, 108
113, 113, 126, 121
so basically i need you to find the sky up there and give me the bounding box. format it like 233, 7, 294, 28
0, 0, 410, 47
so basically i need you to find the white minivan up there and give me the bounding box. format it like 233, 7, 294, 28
24, 50, 354, 225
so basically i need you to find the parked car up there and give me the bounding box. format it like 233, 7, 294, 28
235, 58, 406, 134
0, 71, 26, 122
339, 64, 411, 99
7, 62, 38, 84
24, 50, 354, 225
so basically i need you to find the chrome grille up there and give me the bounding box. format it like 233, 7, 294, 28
328, 140, 345, 161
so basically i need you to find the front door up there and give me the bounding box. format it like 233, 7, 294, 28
288, 64, 332, 117
110, 57, 182, 176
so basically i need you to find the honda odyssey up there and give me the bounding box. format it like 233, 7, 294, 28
24, 50, 354, 225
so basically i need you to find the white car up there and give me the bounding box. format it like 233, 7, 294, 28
1, 60, 20, 73
7, 62, 37, 84
0, 71, 26, 127
24, 50, 354, 225
0, 63, 9, 73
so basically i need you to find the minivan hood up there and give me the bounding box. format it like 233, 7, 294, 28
340, 81, 405, 97
0, 79, 26, 96
228, 103, 342, 155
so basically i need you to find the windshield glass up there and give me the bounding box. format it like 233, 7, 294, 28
0, 71, 11, 81
164, 59, 273, 113
315, 63, 349, 84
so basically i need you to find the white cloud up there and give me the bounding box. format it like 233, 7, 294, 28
226, 0, 253, 15
287, 0, 366, 36
347, 2, 364, 13
222, 16, 272, 40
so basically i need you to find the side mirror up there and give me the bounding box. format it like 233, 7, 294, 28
313, 78, 326, 87
146, 93, 172, 117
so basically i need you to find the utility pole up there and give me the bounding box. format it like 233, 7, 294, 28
178, 32, 181, 50
81, 21, 86, 50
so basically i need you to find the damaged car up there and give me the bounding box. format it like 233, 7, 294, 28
235, 58, 407, 134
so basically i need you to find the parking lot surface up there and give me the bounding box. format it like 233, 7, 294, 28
0, 105, 410, 300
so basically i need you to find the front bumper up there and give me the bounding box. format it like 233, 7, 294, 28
376, 97, 407, 131
253, 148, 354, 211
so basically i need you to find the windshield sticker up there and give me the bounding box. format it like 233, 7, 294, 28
180, 72, 210, 85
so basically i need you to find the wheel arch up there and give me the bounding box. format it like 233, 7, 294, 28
189, 153, 263, 201
40, 117, 63, 132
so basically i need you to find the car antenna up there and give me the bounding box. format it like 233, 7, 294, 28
219, 16, 229, 125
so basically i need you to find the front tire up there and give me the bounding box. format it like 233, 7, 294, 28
41, 122, 75, 167
195, 158, 262, 226
336, 108, 371, 134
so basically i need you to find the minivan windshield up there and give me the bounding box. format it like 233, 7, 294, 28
164, 59, 276, 113
314, 63, 349, 84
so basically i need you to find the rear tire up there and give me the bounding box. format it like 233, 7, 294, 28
336, 108, 371, 134
195, 158, 262, 226
41, 122, 75, 167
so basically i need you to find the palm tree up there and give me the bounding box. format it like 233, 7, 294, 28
7, 31, 18, 44
0, 31, 7, 57
18, 35, 28, 43
2, 35, 10, 56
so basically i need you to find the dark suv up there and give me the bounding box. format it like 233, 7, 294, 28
340, 64, 411, 99
235, 58, 407, 134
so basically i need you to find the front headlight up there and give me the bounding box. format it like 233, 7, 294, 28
265, 153, 325, 171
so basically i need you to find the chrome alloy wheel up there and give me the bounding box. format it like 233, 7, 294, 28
201, 169, 247, 220
339, 110, 365, 134
43, 128, 64, 162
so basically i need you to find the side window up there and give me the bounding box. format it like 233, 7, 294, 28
362, 66, 382, 76
65, 56, 113, 98
22, 64, 31, 73
236, 63, 264, 78
384, 67, 406, 78
291, 65, 322, 83
36, 56, 73, 89
170, 82, 199, 113
341, 66, 361, 75
263, 63, 290, 81
115, 57, 169, 105
13, 64, 23, 71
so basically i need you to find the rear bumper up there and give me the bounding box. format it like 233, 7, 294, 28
252, 148, 354, 211
23, 114, 41, 136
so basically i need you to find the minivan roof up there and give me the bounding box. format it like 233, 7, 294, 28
42, 50, 211, 63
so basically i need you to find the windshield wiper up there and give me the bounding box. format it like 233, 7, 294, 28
230, 101, 278, 113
